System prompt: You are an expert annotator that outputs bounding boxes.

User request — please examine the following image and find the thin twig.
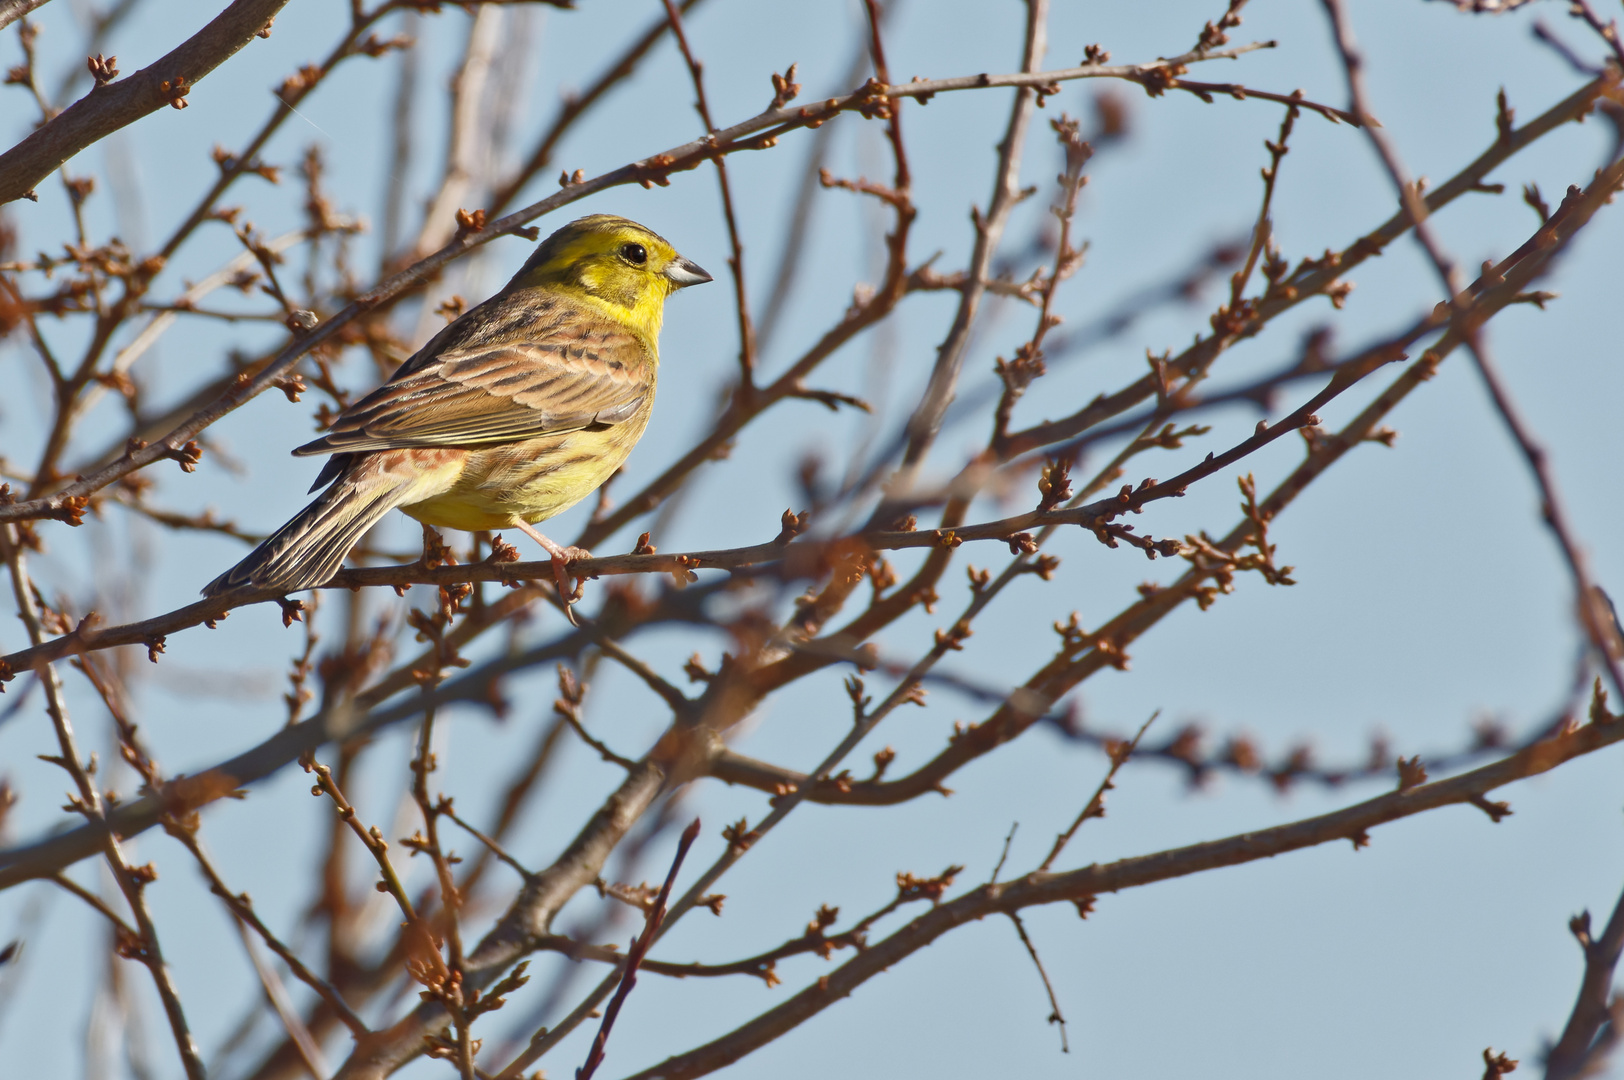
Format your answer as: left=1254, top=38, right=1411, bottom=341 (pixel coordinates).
left=1320, top=0, right=1624, bottom=703
left=0, top=38, right=1330, bottom=530
left=1040, top=711, right=1157, bottom=871
left=408, top=699, right=476, bottom=1080
left=444, top=806, right=533, bottom=881
left=576, top=818, right=700, bottom=1080
left=617, top=706, right=1624, bottom=1080
left=988, top=822, right=1019, bottom=884
left=0, top=526, right=207, bottom=1080
left=1007, top=911, right=1067, bottom=1052
left=307, top=757, right=417, bottom=923
left=1228, top=99, right=1298, bottom=307
left=167, top=828, right=371, bottom=1036
left=48, top=872, right=137, bottom=939
left=573, top=611, right=692, bottom=715
left=660, top=0, right=757, bottom=389
left=234, top=918, right=334, bottom=1080
left=892, top=0, right=1048, bottom=481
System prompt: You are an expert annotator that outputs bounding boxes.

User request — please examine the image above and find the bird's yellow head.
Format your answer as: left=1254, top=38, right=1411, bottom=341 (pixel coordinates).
left=509, top=214, right=711, bottom=344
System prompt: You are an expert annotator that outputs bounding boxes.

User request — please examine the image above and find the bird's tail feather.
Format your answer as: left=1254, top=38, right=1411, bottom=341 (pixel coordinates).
left=202, top=473, right=404, bottom=596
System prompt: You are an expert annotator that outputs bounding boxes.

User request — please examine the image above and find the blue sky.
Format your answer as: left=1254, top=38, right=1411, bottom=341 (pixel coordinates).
left=2, top=1, right=1623, bottom=1078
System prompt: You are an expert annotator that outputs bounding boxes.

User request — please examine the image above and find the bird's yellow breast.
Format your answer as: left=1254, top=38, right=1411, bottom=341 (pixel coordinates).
left=399, top=395, right=653, bottom=533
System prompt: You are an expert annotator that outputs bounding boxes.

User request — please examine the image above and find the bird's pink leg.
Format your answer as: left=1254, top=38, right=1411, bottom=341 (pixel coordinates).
left=514, top=521, right=592, bottom=620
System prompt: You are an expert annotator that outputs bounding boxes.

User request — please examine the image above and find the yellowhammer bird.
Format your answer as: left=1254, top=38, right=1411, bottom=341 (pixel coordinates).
left=202, top=214, right=711, bottom=601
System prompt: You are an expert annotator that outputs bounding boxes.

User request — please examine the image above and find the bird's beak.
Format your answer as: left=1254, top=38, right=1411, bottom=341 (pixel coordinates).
left=663, top=256, right=713, bottom=288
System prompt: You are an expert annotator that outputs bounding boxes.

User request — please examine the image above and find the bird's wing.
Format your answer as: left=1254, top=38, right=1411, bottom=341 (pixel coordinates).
left=294, top=317, right=651, bottom=456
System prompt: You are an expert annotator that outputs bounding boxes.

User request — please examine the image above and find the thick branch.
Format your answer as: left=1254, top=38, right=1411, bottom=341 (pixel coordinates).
left=0, top=0, right=290, bottom=204
left=0, top=488, right=1171, bottom=674
left=1545, top=865, right=1624, bottom=1074
left=0, top=0, right=50, bottom=34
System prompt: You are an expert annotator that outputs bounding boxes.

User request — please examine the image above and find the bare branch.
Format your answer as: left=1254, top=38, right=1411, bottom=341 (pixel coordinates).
left=3, top=9, right=1619, bottom=1072
left=622, top=713, right=1624, bottom=1080
left=1007, top=911, right=1067, bottom=1052
left=0, top=0, right=290, bottom=204
left=1039, top=712, right=1156, bottom=871
left=892, top=0, right=1048, bottom=479
left=167, top=829, right=370, bottom=1037
left=409, top=6, right=502, bottom=259
left=1547, top=876, right=1624, bottom=1079
left=0, top=0, right=50, bottom=35
left=576, top=818, right=700, bottom=1080
left=1321, top=0, right=1624, bottom=701
left=0, top=37, right=1336, bottom=528
left=660, top=0, right=758, bottom=388
left=0, top=527, right=206, bottom=1079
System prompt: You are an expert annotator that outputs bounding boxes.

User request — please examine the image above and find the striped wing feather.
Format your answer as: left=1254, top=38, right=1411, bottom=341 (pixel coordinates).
left=295, top=316, right=651, bottom=456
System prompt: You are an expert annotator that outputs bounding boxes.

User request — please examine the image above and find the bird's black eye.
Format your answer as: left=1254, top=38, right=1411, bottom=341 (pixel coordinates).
left=619, top=242, right=648, bottom=265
